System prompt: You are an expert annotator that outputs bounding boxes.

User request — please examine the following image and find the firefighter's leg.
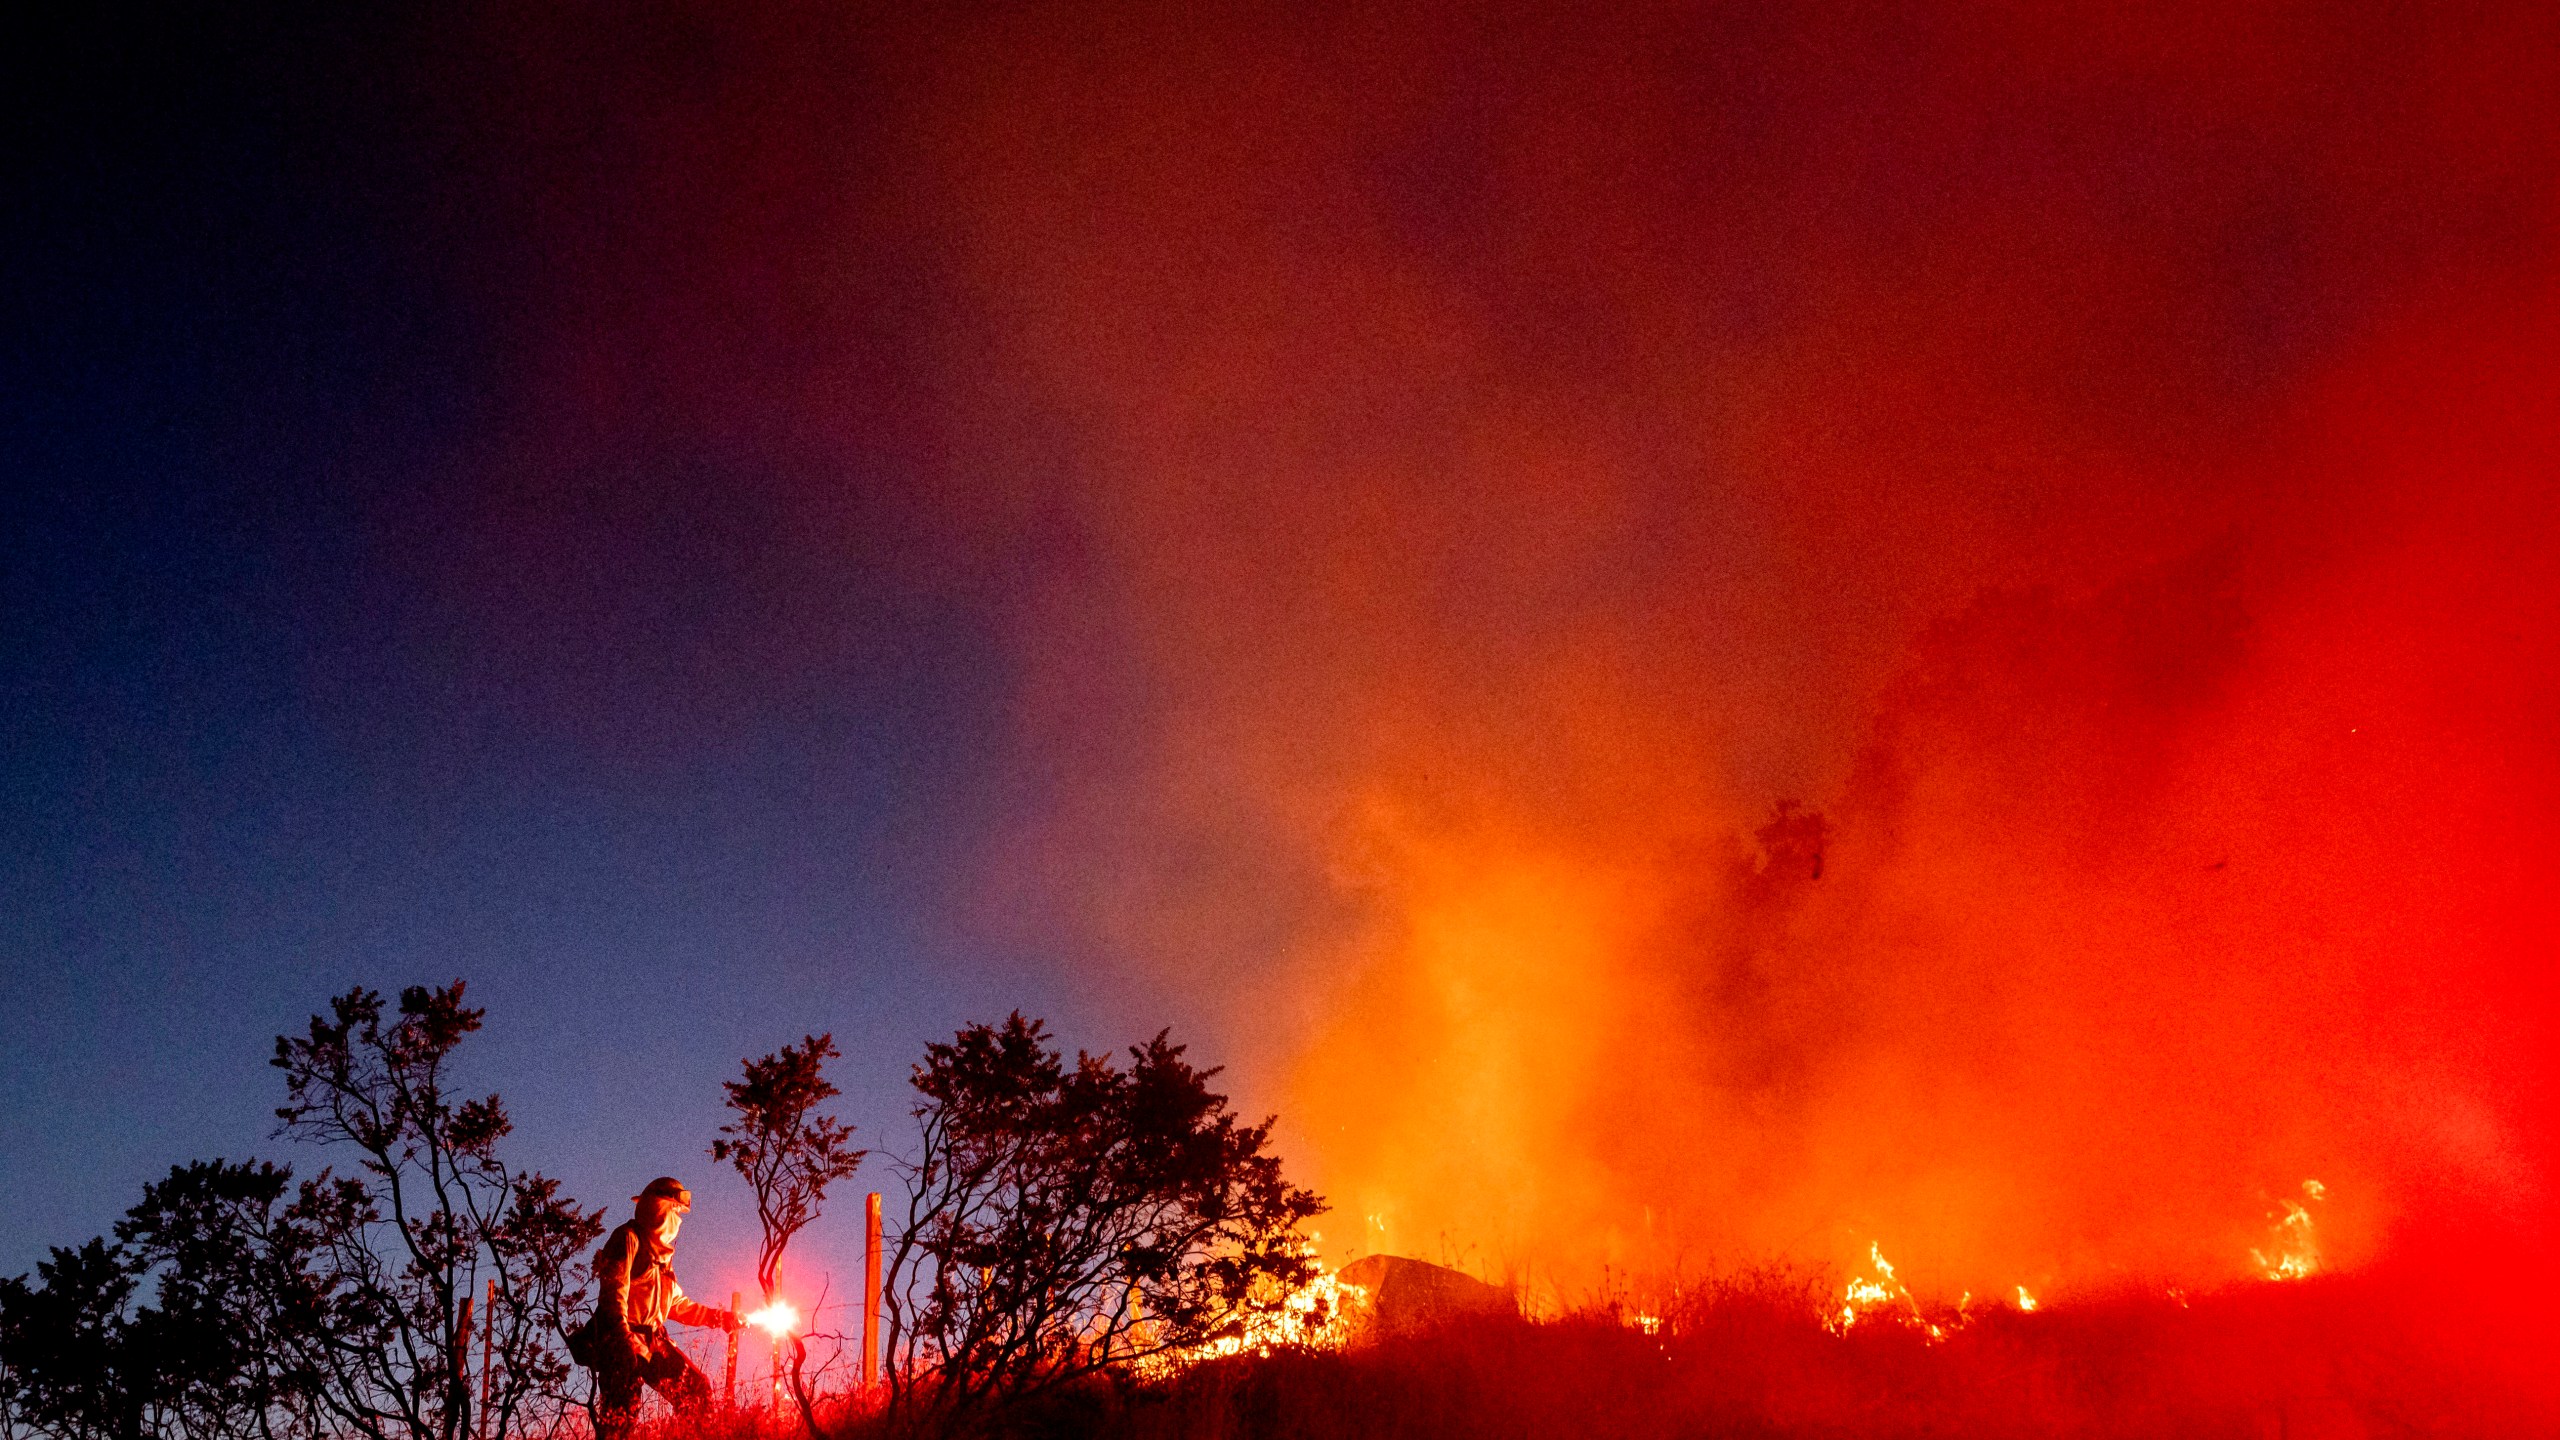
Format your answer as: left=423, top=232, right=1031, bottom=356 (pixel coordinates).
left=641, top=1342, right=715, bottom=1418
left=589, top=1332, right=648, bottom=1440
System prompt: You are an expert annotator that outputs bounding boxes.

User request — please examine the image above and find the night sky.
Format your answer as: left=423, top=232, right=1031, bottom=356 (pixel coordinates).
left=6, top=1, right=2556, bottom=1312
left=1, top=3, right=1050, bottom=1287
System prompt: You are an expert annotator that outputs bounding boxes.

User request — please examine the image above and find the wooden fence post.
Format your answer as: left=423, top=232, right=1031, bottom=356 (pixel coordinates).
left=862, top=1192, right=883, bottom=1390
left=724, top=1289, right=740, bottom=1409
left=451, top=1292, right=475, bottom=1440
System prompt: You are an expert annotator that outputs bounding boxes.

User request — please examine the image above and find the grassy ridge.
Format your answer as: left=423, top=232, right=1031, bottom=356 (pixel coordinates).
left=666, top=1265, right=2553, bottom=1439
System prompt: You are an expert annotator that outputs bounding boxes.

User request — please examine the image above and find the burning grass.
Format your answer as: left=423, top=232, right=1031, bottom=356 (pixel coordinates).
left=723, top=1258, right=2551, bottom=1440
left=1126, top=1275, right=2539, bottom=1439
left=625, top=1172, right=2541, bottom=1439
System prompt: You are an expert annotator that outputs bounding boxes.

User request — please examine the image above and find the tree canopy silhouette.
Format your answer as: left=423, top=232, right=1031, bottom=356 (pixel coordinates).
left=268, top=983, right=600, bottom=1440
left=712, top=1033, right=868, bottom=1307
left=881, top=1014, right=1325, bottom=1431
left=2, top=986, right=595, bottom=1440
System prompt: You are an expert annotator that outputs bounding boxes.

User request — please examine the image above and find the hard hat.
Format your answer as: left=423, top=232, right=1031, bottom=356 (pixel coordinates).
left=633, top=1177, right=693, bottom=1211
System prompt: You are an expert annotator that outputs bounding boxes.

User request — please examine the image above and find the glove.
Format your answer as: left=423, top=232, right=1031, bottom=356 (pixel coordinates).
left=723, top=1310, right=744, bottom=1333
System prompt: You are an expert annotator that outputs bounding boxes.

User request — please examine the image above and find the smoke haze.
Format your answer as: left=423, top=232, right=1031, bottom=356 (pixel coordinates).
left=882, top=2, right=2560, bottom=1300
left=242, top=0, right=2558, bottom=1304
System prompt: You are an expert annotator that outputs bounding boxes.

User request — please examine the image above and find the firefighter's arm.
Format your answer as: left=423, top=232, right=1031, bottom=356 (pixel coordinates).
left=594, top=1229, right=635, bottom=1333
left=666, top=1277, right=738, bottom=1331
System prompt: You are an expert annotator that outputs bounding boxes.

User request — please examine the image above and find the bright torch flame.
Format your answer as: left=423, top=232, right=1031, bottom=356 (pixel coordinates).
left=744, top=1301, right=800, bottom=1338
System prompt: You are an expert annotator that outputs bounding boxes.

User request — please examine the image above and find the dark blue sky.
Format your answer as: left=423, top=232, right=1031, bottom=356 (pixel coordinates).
left=0, top=2, right=1075, bottom=1288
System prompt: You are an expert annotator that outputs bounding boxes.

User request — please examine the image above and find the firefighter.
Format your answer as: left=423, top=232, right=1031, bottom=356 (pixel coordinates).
left=578, top=1177, right=739, bottom=1440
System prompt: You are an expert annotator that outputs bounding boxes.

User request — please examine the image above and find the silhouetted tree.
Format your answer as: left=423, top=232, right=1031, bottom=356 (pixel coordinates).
left=270, top=984, right=601, bottom=1440
left=880, top=1014, right=1325, bottom=1433
left=5, top=985, right=598, bottom=1440
left=114, top=1161, right=330, bottom=1440
left=712, top=1035, right=868, bottom=1307
left=0, top=1240, right=145, bottom=1440
left=0, top=1163, right=328, bottom=1440
left=711, top=1035, right=866, bottom=1435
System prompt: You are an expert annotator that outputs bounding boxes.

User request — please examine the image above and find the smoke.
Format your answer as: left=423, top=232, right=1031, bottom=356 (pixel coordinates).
left=415, top=1, right=2560, bottom=1300
left=895, top=1, right=2560, bottom=1300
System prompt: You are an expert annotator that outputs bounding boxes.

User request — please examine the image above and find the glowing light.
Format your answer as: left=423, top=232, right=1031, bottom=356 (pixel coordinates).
left=1195, top=1269, right=1367, bottom=1358
left=2251, top=1180, right=2325, bottom=1282
left=1142, top=1243, right=1370, bottom=1375
left=1831, top=1243, right=1925, bottom=1335
left=2014, top=1285, right=2038, bottom=1313
left=1632, top=1311, right=1662, bottom=1336
left=744, top=1300, right=800, bottom=1338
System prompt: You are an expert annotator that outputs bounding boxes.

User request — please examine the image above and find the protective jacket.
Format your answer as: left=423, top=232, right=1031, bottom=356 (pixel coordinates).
left=592, top=1221, right=728, bottom=1336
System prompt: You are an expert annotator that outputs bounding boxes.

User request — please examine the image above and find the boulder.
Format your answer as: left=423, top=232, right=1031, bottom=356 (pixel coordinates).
left=1335, top=1254, right=1513, bottom=1335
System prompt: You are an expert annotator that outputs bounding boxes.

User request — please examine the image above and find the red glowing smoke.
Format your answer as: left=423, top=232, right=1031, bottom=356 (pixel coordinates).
left=416, top=0, right=2560, bottom=1304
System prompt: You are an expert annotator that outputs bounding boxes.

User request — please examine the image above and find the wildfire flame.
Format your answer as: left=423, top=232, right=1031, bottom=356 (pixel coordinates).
left=1144, top=1183, right=2329, bottom=1371
left=2251, top=1179, right=2325, bottom=1282
left=743, top=1300, right=800, bottom=1338
left=1814, top=1181, right=2329, bottom=1343
left=1831, top=1243, right=1939, bottom=1337
left=1143, top=1247, right=1371, bottom=1374
left=1192, top=1268, right=1369, bottom=1360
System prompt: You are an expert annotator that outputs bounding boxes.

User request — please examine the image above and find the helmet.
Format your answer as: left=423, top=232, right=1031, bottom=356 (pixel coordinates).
left=633, top=1177, right=693, bottom=1211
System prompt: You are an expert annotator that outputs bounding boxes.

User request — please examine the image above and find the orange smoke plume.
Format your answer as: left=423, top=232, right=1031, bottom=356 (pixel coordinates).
left=460, top=0, right=2560, bottom=1330
left=919, top=1, right=2560, bottom=1318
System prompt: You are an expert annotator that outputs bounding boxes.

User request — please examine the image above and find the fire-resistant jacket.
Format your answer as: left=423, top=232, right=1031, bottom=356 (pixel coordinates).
left=592, top=1221, right=729, bottom=1336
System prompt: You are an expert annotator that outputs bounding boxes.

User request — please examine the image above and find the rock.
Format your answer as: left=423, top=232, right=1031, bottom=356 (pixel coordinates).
left=1336, top=1254, right=1513, bottom=1335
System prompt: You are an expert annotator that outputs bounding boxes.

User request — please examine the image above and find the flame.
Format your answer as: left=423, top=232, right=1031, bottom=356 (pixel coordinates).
left=2013, top=1285, right=2038, bottom=1313
left=1191, top=1268, right=1369, bottom=1360
left=743, top=1300, right=800, bottom=1338
left=1144, top=1249, right=1371, bottom=1373
left=1831, top=1243, right=1932, bottom=1336
left=2250, top=1179, right=2325, bottom=1282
